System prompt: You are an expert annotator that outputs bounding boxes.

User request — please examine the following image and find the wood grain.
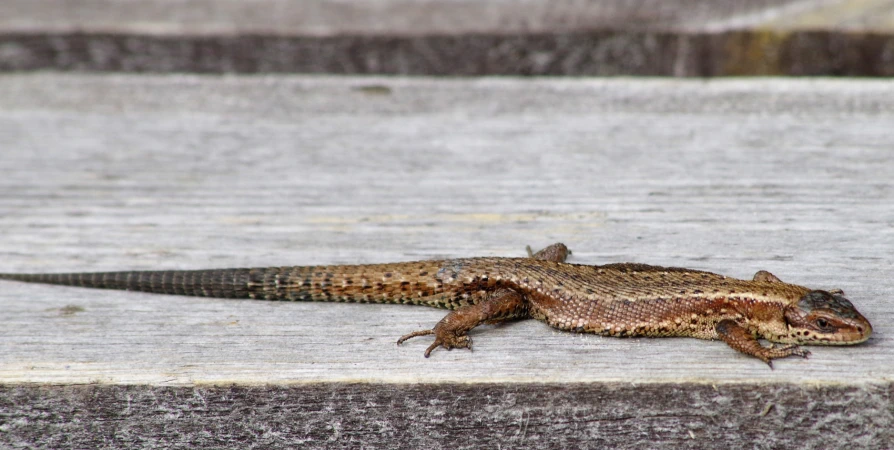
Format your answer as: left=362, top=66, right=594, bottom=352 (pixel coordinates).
left=0, top=0, right=854, bottom=35
left=2, top=383, right=889, bottom=449
left=0, top=74, right=892, bottom=447
left=2, top=1, right=894, bottom=76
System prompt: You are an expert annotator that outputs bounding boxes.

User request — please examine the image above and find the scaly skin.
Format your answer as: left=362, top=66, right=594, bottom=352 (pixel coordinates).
left=0, top=243, right=872, bottom=366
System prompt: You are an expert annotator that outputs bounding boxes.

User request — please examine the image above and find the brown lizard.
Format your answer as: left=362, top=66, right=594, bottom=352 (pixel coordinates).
left=0, top=243, right=872, bottom=367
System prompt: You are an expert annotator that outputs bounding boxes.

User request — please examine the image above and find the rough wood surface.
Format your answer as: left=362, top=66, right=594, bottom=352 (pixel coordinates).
left=0, top=74, right=892, bottom=447
left=2, top=383, right=889, bottom=449
left=2, top=0, right=894, bottom=75
left=2, top=0, right=891, bottom=34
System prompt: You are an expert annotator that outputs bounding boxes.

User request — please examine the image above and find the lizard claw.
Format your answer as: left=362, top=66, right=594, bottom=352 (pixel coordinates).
left=763, top=345, right=811, bottom=369
left=776, top=344, right=811, bottom=359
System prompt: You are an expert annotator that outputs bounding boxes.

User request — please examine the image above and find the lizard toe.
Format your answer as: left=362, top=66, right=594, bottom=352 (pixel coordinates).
left=396, top=329, right=433, bottom=345
left=787, top=346, right=811, bottom=359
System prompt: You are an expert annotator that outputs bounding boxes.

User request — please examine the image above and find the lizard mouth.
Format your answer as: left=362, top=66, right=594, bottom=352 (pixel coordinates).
left=807, top=316, right=872, bottom=345
left=839, top=319, right=872, bottom=344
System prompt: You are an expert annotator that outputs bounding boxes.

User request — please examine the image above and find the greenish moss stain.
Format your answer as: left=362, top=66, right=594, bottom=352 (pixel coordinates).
left=723, top=30, right=791, bottom=76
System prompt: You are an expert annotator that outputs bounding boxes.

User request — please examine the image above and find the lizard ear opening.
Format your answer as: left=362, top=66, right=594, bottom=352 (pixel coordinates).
left=753, top=270, right=783, bottom=283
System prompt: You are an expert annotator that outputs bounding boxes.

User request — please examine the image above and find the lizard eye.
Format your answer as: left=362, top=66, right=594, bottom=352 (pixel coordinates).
left=815, top=318, right=829, bottom=328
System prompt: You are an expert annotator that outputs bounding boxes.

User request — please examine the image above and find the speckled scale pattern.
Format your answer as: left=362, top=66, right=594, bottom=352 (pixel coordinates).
left=435, top=258, right=811, bottom=339
left=0, top=261, right=491, bottom=308
left=277, top=261, right=492, bottom=308
left=0, top=243, right=872, bottom=363
left=0, top=257, right=806, bottom=337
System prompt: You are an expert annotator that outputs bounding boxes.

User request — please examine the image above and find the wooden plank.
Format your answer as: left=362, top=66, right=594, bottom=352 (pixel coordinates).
left=1, top=0, right=894, bottom=75
left=0, top=73, right=891, bottom=382
left=0, top=74, right=892, bottom=447
left=0, top=0, right=844, bottom=35
left=2, top=383, right=889, bottom=449
left=3, top=0, right=893, bottom=35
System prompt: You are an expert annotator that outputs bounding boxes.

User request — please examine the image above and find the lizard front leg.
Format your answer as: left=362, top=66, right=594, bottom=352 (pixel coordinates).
left=715, top=319, right=810, bottom=368
left=397, top=288, right=527, bottom=357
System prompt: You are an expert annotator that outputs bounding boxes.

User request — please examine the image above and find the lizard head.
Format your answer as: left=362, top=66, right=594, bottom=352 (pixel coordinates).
left=782, top=290, right=872, bottom=345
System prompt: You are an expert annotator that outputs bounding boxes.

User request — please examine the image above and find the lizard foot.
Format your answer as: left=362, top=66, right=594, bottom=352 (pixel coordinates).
left=397, top=328, right=472, bottom=358
left=397, top=289, right=526, bottom=358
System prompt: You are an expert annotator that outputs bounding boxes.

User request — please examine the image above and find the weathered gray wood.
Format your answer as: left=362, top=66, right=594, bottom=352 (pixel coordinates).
left=1, top=383, right=888, bottom=449
left=1, top=0, right=894, bottom=75
left=1, top=0, right=890, bottom=34
left=0, top=0, right=868, bottom=36
left=0, top=74, right=893, bottom=447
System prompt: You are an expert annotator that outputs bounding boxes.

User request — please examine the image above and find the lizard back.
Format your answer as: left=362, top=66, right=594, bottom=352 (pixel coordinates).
left=0, top=258, right=811, bottom=309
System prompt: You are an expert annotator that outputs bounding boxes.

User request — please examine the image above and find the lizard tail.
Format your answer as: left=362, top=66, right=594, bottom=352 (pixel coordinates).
left=0, top=268, right=295, bottom=300
left=0, top=260, right=455, bottom=304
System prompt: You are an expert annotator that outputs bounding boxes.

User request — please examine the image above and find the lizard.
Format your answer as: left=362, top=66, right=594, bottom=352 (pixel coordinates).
left=0, top=243, right=872, bottom=367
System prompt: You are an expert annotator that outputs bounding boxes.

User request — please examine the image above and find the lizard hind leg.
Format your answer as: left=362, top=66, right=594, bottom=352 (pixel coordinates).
left=525, top=242, right=570, bottom=263
left=396, top=289, right=528, bottom=358
left=753, top=270, right=783, bottom=283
